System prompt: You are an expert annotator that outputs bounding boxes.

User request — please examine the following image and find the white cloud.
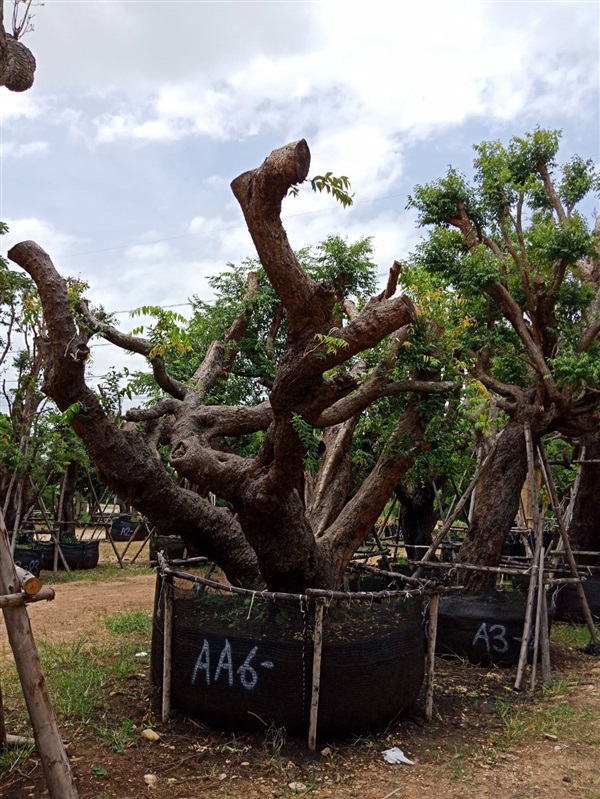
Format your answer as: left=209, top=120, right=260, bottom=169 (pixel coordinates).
left=28, top=3, right=318, bottom=93
left=124, top=241, right=171, bottom=261
left=1, top=140, right=48, bottom=159
left=82, top=1, right=597, bottom=151
left=2, top=218, right=84, bottom=261
left=1, top=90, right=41, bottom=122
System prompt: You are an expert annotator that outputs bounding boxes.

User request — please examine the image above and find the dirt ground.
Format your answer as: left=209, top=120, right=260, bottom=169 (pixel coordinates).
left=1, top=556, right=599, bottom=799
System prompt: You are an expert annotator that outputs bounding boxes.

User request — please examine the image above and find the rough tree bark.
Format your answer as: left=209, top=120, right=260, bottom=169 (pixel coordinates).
left=396, top=481, right=440, bottom=561
left=9, top=140, right=452, bottom=592
left=58, top=461, right=78, bottom=540
left=0, top=3, right=36, bottom=92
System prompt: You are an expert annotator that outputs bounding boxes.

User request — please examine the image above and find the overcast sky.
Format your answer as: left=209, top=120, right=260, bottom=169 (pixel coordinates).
left=1, top=0, right=598, bottom=402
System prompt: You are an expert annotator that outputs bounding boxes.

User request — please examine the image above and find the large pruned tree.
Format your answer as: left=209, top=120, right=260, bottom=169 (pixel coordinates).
left=8, top=139, right=454, bottom=592
left=409, top=129, right=600, bottom=591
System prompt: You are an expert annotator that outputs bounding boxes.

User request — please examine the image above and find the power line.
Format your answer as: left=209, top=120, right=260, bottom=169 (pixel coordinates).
left=56, top=193, right=406, bottom=260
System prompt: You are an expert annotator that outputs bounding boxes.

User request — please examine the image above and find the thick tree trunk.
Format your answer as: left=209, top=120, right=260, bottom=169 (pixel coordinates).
left=58, top=462, right=78, bottom=540
left=568, top=432, right=600, bottom=566
left=457, top=420, right=529, bottom=593
left=396, top=482, right=440, bottom=561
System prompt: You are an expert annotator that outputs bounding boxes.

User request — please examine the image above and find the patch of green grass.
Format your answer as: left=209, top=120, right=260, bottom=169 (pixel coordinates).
left=0, top=607, right=154, bottom=785
left=104, top=610, right=152, bottom=636
left=551, top=622, right=593, bottom=650
left=97, top=717, right=138, bottom=753
left=0, top=742, right=36, bottom=777
left=492, top=678, right=589, bottom=749
left=37, top=637, right=143, bottom=727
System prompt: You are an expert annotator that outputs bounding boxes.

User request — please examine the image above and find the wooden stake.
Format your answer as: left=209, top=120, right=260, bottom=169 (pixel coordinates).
left=0, top=587, right=55, bottom=608
left=161, top=576, right=174, bottom=723
left=515, top=423, right=544, bottom=691
left=0, top=511, right=79, bottom=799
left=308, top=600, right=325, bottom=751
left=5, top=733, right=37, bottom=747
left=540, top=576, right=552, bottom=686
left=531, top=546, right=545, bottom=690
left=425, top=592, right=440, bottom=722
left=538, top=442, right=598, bottom=646
left=0, top=677, right=6, bottom=752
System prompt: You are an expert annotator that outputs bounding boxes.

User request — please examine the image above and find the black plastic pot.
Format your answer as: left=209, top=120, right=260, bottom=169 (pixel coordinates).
left=436, top=591, right=554, bottom=667
left=109, top=517, right=148, bottom=542
left=149, top=535, right=190, bottom=562
left=151, top=585, right=425, bottom=735
left=40, top=540, right=100, bottom=571
left=13, top=544, right=43, bottom=577
left=553, top=575, right=600, bottom=623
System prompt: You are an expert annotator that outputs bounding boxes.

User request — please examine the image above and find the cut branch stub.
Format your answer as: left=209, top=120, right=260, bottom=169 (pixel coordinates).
left=231, top=140, right=334, bottom=337
left=0, top=33, right=36, bottom=92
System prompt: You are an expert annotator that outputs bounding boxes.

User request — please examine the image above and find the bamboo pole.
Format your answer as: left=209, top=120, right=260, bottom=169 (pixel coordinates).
left=531, top=546, right=545, bottom=690
left=0, top=510, right=79, bottom=799
left=162, top=566, right=430, bottom=603
left=537, top=442, right=599, bottom=646
left=53, top=473, right=67, bottom=573
left=515, top=423, right=544, bottom=691
left=0, top=678, right=6, bottom=752
left=308, top=600, right=325, bottom=751
left=161, top=576, right=174, bottom=723
left=35, top=490, right=73, bottom=575
left=540, top=575, right=552, bottom=686
left=425, top=592, right=440, bottom=722
left=408, top=560, right=533, bottom=577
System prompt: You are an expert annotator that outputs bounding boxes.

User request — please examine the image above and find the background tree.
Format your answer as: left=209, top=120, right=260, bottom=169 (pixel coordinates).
left=409, top=128, right=600, bottom=591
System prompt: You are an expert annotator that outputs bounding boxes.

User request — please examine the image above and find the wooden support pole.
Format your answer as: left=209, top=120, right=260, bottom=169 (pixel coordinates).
left=161, top=576, right=174, bottom=724
left=0, top=587, right=55, bottom=608
left=537, top=441, right=598, bottom=646
left=515, top=423, right=544, bottom=691
left=531, top=546, right=545, bottom=690
left=425, top=592, right=440, bottom=722
left=308, top=600, right=325, bottom=751
left=540, top=575, right=552, bottom=686
left=15, top=565, right=42, bottom=596
left=5, top=733, right=37, bottom=747
left=0, top=677, right=6, bottom=752
left=0, top=511, right=79, bottom=799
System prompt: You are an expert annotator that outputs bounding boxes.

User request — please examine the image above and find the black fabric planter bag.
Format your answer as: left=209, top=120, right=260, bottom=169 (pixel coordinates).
left=40, top=540, right=100, bottom=571
left=13, top=544, right=43, bottom=577
left=553, top=576, right=600, bottom=623
left=436, top=591, right=554, bottom=667
left=152, top=585, right=425, bottom=736
left=109, top=517, right=148, bottom=542
left=149, top=535, right=191, bottom=562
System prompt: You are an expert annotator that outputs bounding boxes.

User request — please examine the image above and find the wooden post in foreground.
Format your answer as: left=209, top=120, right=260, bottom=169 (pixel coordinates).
left=515, top=423, right=544, bottom=691
left=0, top=510, right=79, bottom=799
left=425, top=592, right=440, bottom=721
left=161, top=575, right=174, bottom=723
left=308, top=599, right=325, bottom=751
left=0, top=678, right=6, bottom=752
